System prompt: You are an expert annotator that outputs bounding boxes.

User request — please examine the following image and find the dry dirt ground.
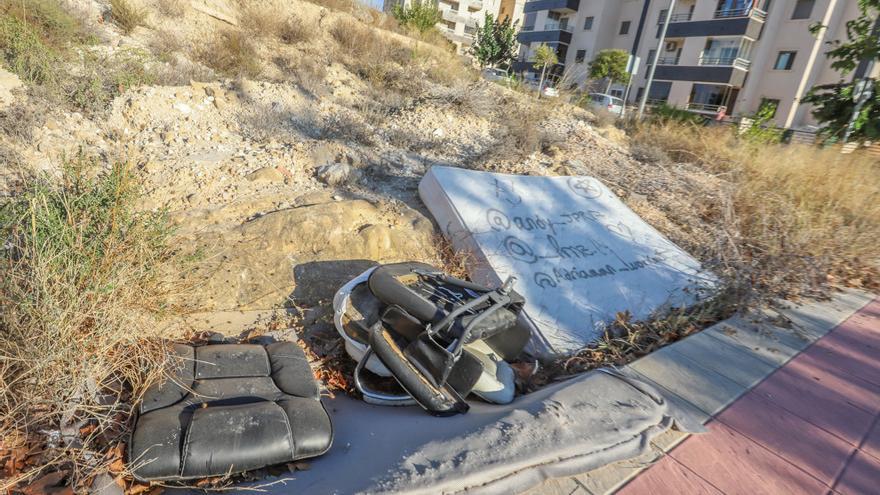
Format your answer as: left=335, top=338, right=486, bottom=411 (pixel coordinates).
left=3, top=0, right=697, bottom=344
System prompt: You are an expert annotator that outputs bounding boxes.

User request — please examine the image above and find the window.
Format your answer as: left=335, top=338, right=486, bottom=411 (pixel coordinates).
left=575, top=50, right=586, bottom=63
left=619, top=21, right=631, bottom=35
left=774, top=51, right=796, bottom=70
left=645, top=49, right=656, bottom=78
left=758, top=98, right=780, bottom=118
left=583, top=16, right=594, bottom=30
left=792, top=0, right=814, bottom=19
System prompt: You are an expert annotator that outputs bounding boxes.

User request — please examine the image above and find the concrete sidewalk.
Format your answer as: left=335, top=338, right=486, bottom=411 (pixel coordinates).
left=530, top=289, right=877, bottom=495
left=619, top=296, right=879, bottom=494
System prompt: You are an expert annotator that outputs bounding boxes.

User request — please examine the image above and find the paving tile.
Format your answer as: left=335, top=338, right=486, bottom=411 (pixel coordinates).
left=525, top=476, right=584, bottom=495
left=750, top=365, right=875, bottom=446
left=615, top=456, right=722, bottom=495
left=788, top=348, right=880, bottom=414
left=804, top=336, right=880, bottom=388
left=770, top=290, right=876, bottom=341
left=616, top=367, right=712, bottom=424
left=716, top=391, right=855, bottom=485
left=833, top=450, right=880, bottom=495
left=668, top=332, right=777, bottom=389
left=862, top=419, right=880, bottom=462
left=669, top=421, right=829, bottom=494
left=627, top=346, right=747, bottom=416
left=573, top=430, right=688, bottom=495
left=704, top=317, right=809, bottom=367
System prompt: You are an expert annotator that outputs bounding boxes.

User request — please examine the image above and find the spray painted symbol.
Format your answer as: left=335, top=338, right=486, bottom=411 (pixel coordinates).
left=503, top=235, right=537, bottom=264
left=567, top=177, right=602, bottom=199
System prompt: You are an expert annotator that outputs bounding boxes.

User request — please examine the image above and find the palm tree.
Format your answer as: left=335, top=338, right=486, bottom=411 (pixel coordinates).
left=532, top=43, right=558, bottom=99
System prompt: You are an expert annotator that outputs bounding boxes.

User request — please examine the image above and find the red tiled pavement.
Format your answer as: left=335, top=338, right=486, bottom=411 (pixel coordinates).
left=617, top=298, right=880, bottom=495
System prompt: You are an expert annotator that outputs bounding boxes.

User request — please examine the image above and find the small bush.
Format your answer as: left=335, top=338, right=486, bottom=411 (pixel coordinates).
left=0, top=0, right=90, bottom=47
left=64, top=49, right=158, bottom=115
left=648, top=103, right=706, bottom=125
left=279, top=15, right=316, bottom=44
left=329, top=19, right=412, bottom=90
left=392, top=0, right=441, bottom=34
left=200, top=29, right=261, bottom=78
left=306, top=0, right=357, bottom=13
left=110, top=0, right=146, bottom=35
left=0, top=14, right=60, bottom=85
left=0, top=158, right=186, bottom=490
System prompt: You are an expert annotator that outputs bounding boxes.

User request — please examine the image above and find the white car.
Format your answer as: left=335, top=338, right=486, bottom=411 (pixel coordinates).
left=524, top=79, right=559, bottom=97
left=588, top=93, right=624, bottom=116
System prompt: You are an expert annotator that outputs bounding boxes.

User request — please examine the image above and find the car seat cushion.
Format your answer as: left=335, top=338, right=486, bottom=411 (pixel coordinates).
left=129, top=342, right=332, bottom=481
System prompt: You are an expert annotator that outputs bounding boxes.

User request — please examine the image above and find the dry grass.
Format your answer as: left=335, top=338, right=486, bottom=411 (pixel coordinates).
left=0, top=158, right=189, bottom=491
left=200, top=28, right=261, bottom=78
left=329, top=18, right=413, bottom=91
left=629, top=121, right=880, bottom=298
left=279, top=15, right=317, bottom=44
left=155, top=0, right=187, bottom=17
left=109, top=0, right=146, bottom=35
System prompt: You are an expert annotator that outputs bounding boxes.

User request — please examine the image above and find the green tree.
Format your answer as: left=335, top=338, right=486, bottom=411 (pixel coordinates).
left=392, top=0, right=442, bottom=34
left=588, top=49, right=630, bottom=93
left=533, top=43, right=558, bottom=98
left=470, top=13, right=519, bottom=68
left=802, top=0, right=880, bottom=142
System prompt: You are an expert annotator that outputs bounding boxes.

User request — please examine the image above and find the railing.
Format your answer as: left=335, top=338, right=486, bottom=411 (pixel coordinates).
left=686, top=102, right=724, bottom=112
left=522, top=24, right=535, bottom=31
left=656, top=56, right=680, bottom=65
left=699, top=56, right=751, bottom=69
left=543, top=22, right=572, bottom=32
left=713, top=7, right=766, bottom=20
left=668, top=12, right=693, bottom=22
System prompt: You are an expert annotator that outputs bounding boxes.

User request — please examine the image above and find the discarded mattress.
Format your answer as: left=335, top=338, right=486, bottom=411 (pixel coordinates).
left=254, top=368, right=705, bottom=494
left=333, top=262, right=529, bottom=415
left=419, top=166, right=716, bottom=358
left=128, top=342, right=333, bottom=481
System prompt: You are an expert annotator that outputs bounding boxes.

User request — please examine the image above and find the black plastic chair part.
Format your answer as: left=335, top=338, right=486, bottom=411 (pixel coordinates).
left=128, top=342, right=333, bottom=481
left=367, top=262, right=530, bottom=361
left=368, top=322, right=469, bottom=417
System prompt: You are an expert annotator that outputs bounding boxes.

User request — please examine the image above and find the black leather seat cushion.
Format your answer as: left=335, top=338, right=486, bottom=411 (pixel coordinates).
left=129, top=342, right=333, bottom=481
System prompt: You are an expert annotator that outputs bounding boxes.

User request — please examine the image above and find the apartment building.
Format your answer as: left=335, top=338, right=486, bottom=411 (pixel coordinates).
left=514, top=0, right=879, bottom=129
left=385, top=0, right=524, bottom=51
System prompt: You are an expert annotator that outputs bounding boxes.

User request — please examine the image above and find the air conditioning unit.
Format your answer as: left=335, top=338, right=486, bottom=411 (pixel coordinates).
left=665, top=41, right=677, bottom=51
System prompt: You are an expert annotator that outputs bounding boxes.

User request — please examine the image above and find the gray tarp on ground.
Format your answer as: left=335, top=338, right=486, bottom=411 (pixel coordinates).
left=258, top=369, right=704, bottom=494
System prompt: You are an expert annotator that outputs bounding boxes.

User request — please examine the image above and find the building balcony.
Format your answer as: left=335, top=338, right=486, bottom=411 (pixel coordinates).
left=686, top=102, right=725, bottom=113
left=517, top=27, right=573, bottom=45
left=656, top=56, right=680, bottom=65
left=698, top=56, right=751, bottom=70
left=523, top=0, right=579, bottom=15
left=438, top=25, right=474, bottom=44
left=467, top=0, right=483, bottom=11
left=666, top=7, right=766, bottom=39
left=441, top=8, right=475, bottom=26
left=653, top=64, right=748, bottom=86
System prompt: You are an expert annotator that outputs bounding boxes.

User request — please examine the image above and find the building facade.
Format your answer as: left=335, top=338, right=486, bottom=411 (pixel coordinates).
left=514, top=0, right=879, bottom=129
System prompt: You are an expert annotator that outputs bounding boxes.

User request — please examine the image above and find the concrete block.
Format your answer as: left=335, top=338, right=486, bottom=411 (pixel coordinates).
left=667, top=332, right=777, bottom=389
left=704, top=317, right=808, bottom=366
left=626, top=347, right=747, bottom=416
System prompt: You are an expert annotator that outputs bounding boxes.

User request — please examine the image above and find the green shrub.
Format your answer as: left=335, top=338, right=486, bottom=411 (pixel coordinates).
left=0, top=0, right=90, bottom=47
left=392, top=0, right=441, bottom=34
left=0, top=14, right=60, bottom=85
left=648, top=103, right=706, bottom=125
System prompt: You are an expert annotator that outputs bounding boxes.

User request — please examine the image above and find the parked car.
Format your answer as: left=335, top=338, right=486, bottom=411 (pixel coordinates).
left=588, top=93, right=624, bottom=116
left=481, top=67, right=509, bottom=83
left=524, top=79, right=560, bottom=98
